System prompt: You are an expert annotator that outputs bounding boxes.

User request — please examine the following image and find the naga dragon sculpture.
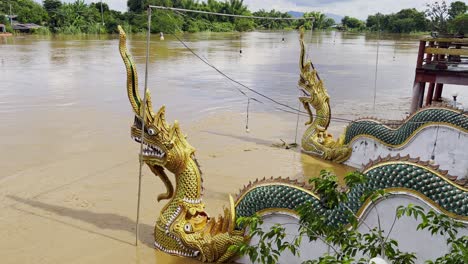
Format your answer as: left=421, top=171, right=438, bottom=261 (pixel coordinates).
left=118, top=26, right=467, bottom=262
left=118, top=26, right=244, bottom=262
left=297, top=27, right=467, bottom=167
left=297, top=27, right=351, bottom=163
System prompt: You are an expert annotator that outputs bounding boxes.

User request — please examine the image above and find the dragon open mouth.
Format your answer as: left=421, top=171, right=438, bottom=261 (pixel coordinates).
left=131, top=136, right=166, bottom=158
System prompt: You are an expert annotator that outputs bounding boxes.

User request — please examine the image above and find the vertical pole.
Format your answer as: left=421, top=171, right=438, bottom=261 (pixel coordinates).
left=294, top=95, right=301, bottom=145
left=135, top=6, right=152, bottom=247
left=416, top=40, right=426, bottom=68
left=410, top=81, right=423, bottom=113
left=417, top=82, right=426, bottom=109
left=100, top=0, right=105, bottom=25
left=425, top=41, right=434, bottom=63
left=434, top=83, right=443, bottom=102
left=372, top=26, right=380, bottom=112
left=9, top=3, right=12, bottom=26
left=245, top=98, right=250, bottom=132
left=426, top=83, right=435, bottom=106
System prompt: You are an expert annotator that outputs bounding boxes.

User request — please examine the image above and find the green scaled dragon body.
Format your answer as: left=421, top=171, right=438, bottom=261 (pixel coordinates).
left=343, top=107, right=468, bottom=147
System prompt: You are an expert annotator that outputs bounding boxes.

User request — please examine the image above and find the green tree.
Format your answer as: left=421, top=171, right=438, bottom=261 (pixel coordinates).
left=301, top=12, right=335, bottom=30
left=449, top=13, right=468, bottom=34
left=323, top=17, right=335, bottom=29
left=43, top=0, right=62, bottom=12
left=341, top=16, right=365, bottom=30
left=0, top=0, right=48, bottom=24
left=448, top=1, right=467, bottom=19
left=253, top=9, right=292, bottom=30
left=366, top=13, right=387, bottom=31
left=367, top=9, right=427, bottom=33
left=387, top=8, right=427, bottom=33
left=127, top=0, right=145, bottom=13
left=233, top=170, right=467, bottom=264
left=43, top=0, right=62, bottom=29
left=426, top=0, right=450, bottom=33
left=54, top=0, right=101, bottom=34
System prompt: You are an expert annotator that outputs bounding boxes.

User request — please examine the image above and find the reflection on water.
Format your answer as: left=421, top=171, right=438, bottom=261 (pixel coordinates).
left=301, top=154, right=355, bottom=185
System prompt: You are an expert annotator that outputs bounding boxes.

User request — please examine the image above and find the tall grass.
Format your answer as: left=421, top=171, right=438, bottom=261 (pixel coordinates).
left=32, top=27, right=51, bottom=35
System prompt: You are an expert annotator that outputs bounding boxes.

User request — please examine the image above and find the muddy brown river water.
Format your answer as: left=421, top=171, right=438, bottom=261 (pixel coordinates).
left=0, top=31, right=467, bottom=263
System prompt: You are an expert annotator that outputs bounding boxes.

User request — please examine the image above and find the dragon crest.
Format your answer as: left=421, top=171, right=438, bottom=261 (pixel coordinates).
left=118, top=26, right=244, bottom=262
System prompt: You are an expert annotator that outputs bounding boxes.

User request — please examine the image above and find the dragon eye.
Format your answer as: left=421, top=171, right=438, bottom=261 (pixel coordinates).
left=184, top=224, right=193, bottom=233
left=147, top=128, right=156, bottom=136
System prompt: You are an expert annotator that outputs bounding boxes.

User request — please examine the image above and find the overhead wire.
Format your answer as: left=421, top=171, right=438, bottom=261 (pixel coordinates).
left=151, top=7, right=459, bottom=127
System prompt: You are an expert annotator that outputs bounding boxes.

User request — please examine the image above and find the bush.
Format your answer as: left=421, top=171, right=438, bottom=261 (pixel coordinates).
left=31, top=27, right=51, bottom=35
left=211, top=22, right=234, bottom=32
left=233, top=170, right=466, bottom=264
left=450, top=14, right=468, bottom=34
left=234, top=18, right=255, bottom=31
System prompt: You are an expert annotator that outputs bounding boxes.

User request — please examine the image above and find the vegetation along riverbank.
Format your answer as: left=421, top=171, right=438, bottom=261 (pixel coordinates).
left=0, top=0, right=467, bottom=35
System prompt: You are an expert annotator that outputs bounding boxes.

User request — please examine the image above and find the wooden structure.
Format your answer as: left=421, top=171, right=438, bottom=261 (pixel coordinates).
left=12, top=23, right=41, bottom=33
left=410, top=37, right=468, bottom=113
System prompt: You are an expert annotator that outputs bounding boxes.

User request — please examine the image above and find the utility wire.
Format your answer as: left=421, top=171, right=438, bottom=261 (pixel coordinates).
left=150, top=5, right=313, bottom=20
left=156, top=10, right=465, bottom=126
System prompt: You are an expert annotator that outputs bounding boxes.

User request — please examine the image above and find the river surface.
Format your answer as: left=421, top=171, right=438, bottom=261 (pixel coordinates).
left=2, top=31, right=468, bottom=178
left=0, top=31, right=467, bottom=264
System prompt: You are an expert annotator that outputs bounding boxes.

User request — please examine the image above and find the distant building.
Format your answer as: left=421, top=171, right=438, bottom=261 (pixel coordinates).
left=3, top=14, right=41, bottom=33
left=12, top=23, right=41, bottom=33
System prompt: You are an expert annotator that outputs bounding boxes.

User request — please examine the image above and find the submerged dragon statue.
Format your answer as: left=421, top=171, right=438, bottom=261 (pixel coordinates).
left=118, top=26, right=244, bottom=262
left=297, top=27, right=351, bottom=163
left=118, top=26, right=467, bottom=263
left=297, top=28, right=467, bottom=169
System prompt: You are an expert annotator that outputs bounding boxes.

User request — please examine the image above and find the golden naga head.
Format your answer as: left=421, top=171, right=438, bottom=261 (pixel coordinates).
left=297, top=26, right=329, bottom=104
left=117, top=25, right=195, bottom=175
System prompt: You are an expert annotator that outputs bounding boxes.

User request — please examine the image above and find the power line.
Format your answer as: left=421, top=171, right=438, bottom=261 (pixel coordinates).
left=151, top=9, right=467, bottom=127
left=149, top=5, right=314, bottom=21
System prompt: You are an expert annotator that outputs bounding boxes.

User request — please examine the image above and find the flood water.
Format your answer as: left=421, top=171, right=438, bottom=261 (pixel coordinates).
left=0, top=31, right=467, bottom=263
left=2, top=31, right=468, bottom=178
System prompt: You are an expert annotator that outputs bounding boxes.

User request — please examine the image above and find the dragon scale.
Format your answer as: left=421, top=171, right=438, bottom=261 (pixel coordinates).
left=235, top=156, right=468, bottom=224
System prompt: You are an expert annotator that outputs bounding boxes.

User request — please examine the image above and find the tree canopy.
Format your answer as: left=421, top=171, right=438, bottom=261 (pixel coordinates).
left=367, top=8, right=427, bottom=33
left=448, top=1, right=467, bottom=19
left=1, top=0, right=466, bottom=35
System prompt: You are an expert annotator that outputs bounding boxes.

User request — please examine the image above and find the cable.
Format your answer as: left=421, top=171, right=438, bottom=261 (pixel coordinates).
left=170, top=32, right=307, bottom=113
left=159, top=11, right=464, bottom=127
left=150, top=5, right=314, bottom=21
left=372, top=20, right=381, bottom=112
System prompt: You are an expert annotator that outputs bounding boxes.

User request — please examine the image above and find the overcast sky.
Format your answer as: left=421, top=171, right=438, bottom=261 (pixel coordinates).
left=35, top=0, right=459, bottom=19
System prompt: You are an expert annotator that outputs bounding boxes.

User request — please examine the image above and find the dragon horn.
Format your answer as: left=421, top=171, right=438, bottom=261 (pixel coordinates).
left=118, top=25, right=154, bottom=122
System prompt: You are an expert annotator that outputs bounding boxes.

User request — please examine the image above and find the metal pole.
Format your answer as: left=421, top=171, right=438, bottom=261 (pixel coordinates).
left=9, top=3, right=12, bottom=26
left=135, top=6, right=152, bottom=247
left=100, top=0, right=105, bottom=25
left=294, top=95, right=301, bottom=145
left=372, top=25, right=380, bottom=112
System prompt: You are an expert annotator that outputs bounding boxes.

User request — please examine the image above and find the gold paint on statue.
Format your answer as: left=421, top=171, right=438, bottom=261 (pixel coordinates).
left=297, top=27, right=351, bottom=163
left=118, top=26, right=245, bottom=263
